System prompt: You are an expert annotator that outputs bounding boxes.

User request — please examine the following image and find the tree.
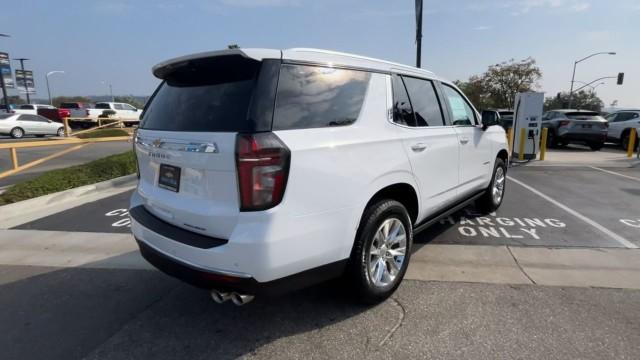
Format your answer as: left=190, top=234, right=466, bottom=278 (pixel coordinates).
left=52, top=96, right=92, bottom=108
left=454, top=75, right=491, bottom=110
left=454, top=57, right=542, bottom=110
left=544, top=91, right=604, bottom=112
left=483, top=58, right=542, bottom=109
left=227, top=44, right=240, bottom=49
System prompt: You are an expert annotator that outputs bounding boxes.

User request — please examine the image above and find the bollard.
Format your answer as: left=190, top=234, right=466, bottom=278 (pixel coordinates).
left=63, top=117, right=71, bottom=137
left=518, top=128, right=526, bottom=161
left=506, top=127, right=513, bottom=154
left=10, top=148, right=18, bottom=169
left=627, top=128, right=637, bottom=158
left=540, top=128, right=548, bottom=161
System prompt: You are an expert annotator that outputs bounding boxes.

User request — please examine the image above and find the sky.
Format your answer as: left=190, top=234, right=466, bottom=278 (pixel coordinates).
left=0, top=0, right=638, bottom=107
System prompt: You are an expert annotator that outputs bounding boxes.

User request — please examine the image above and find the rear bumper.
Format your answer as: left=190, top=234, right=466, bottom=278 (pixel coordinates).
left=136, top=239, right=346, bottom=296
left=558, top=130, right=607, bottom=143
left=129, top=188, right=355, bottom=292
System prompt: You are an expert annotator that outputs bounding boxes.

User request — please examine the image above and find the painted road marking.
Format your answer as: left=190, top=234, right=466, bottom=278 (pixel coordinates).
left=589, top=166, right=640, bottom=183
left=105, top=208, right=131, bottom=228
left=620, top=219, right=640, bottom=228
left=507, top=176, right=638, bottom=249
left=440, top=208, right=567, bottom=241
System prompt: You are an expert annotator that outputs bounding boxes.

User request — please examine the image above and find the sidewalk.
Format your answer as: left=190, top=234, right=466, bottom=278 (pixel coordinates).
left=2, top=229, right=640, bottom=290
left=525, top=146, right=639, bottom=167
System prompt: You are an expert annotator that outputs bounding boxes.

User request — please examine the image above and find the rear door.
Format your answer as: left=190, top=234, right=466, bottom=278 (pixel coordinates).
left=440, top=83, right=492, bottom=197
left=392, top=75, right=460, bottom=217
left=135, top=55, right=274, bottom=239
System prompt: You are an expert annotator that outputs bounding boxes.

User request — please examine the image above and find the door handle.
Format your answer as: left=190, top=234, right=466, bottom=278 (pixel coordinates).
left=459, top=137, right=470, bottom=145
left=411, top=143, right=428, bottom=152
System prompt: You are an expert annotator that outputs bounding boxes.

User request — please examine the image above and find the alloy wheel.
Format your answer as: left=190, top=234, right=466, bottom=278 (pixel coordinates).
left=367, top=218, right=407, bottom=287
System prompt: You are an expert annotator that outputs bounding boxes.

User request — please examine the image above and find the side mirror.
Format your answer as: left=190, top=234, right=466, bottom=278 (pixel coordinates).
left=481, top=110, right=501, bottom=130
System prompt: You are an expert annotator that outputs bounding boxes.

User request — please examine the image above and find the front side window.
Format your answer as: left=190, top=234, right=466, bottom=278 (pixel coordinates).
left=272, top=64, right=371, bottom=130
left=95, top=103, right=110, bottom=110
left=122, top=104, right=136, bottom=111
left=391, top=74, right=415, bottom=126
left=442, top=84, right=477, bottom=126
left=401, top=77, right=445, bottom=127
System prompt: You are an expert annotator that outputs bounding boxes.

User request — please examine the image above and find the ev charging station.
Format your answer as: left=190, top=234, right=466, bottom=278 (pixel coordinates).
left=511, top=92, right=544, bottom=161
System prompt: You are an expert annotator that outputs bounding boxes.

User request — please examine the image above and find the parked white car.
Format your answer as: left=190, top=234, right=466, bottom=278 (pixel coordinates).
left=87, top=102, right=141, bottom=125
left=13, top=104, right=56, bottom=115
left=605, top=109, right=640, bottom=149
left=130, top=48, right=508, bottom=305
left=0, top=113, right=65, bottom=138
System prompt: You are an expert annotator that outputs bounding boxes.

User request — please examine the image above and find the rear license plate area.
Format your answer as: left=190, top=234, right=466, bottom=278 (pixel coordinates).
left=158, top=164, right=181, bottom=192
left=582, top=124, right=592, bottom=128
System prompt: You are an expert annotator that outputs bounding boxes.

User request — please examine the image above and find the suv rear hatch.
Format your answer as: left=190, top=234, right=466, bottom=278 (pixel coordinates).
left=562, top=112, right=608, bottom=132
left=135, top=52, right=282, bottom=239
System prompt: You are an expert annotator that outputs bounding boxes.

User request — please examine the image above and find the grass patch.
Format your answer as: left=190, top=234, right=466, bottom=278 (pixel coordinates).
left=74, top=128, right=129, bottom=139
left=0, top=151, right=136, bottom=205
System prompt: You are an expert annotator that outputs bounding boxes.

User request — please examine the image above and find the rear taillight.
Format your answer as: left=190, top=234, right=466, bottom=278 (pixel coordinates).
left=559, top=120, right=571, bottom=127
left=236, top=132, right=290, bottom=211
left=132, top=129, right=140, bottom=179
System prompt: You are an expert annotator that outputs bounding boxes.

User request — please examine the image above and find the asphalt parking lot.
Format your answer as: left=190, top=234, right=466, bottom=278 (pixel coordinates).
left=2, top=163, right=640, bottom=360
left=15, top=165, right=640, bottom=248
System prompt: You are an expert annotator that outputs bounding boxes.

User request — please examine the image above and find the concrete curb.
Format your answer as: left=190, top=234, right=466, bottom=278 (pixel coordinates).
left=0, top=174, right=137, bottom=229
left=1, top=231, right=639, bottom=290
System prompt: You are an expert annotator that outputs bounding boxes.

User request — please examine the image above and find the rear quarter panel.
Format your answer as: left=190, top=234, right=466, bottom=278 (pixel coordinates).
left=273, top=73, right=418, bottom=261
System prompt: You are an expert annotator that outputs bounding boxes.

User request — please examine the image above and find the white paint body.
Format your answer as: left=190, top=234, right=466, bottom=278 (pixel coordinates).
left=87, top=102, right=142, bottom=121
left=131, top=48, right=508, bottom=283
left=0, top=113, right=63, bottom=136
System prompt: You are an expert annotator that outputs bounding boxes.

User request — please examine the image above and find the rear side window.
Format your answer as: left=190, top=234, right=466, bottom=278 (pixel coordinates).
left=140, top=55, right=260, bottom=132
left=95, top=103, right=110, bottom=109
left=272, top=64, right=371, bottom=130
left=391, top=74, right=415, bottom=126
left=401, top=77, right=445, bottom=127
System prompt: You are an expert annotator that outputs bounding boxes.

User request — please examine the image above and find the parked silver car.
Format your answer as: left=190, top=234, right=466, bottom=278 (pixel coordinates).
left=542, top=110, right=608, bottom=150
left=605, top=110, right=640, bottom=150
left=0, top=113, right=65, bottom=139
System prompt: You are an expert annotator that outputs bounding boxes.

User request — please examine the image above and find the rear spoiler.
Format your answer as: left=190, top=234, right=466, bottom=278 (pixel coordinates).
left=152, top=49, right=282, bottom=79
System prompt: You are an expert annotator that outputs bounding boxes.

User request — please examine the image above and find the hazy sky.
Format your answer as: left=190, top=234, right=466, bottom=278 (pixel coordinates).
left=1, top=0, right=638, bottom=107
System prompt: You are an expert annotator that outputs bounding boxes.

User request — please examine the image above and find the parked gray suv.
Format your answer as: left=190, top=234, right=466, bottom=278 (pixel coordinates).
left=542, top=109, right=608, bottom=150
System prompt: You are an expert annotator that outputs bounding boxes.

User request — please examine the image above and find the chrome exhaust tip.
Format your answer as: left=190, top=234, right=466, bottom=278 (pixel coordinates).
left=230, top=292, right=255, bottom=306
left=210, top=289, right=231, bottom=304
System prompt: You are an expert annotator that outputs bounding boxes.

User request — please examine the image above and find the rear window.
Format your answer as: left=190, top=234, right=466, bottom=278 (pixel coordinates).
left=140, top=55, right=261, bottom=132
left=60, top=103, right=78, bottom=109
left=272, top=64, right=370, bottom=130
left=565, top=112, right=603, bottom=120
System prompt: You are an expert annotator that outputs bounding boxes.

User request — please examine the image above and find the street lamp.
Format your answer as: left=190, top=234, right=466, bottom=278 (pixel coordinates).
left=46, top=70, right=64, bottom=105
left=569, top=51, right=616, bottom=108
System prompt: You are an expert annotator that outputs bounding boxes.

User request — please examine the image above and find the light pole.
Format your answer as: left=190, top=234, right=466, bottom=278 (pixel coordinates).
left=13, top=57, right=31, bottom=104
left=46, top=70, right=64, bottom=105
left=101, top=81, right=114, bottom=102
left=0, top=33, right=10, bottom=112
left=569, top=51, right=616, bottom=108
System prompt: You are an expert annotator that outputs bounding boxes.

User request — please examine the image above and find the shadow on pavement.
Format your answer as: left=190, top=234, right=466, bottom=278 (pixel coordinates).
left=0, top=258, right=373, bottom=360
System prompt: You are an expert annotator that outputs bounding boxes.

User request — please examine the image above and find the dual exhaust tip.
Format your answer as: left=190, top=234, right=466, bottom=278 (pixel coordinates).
left=210, top=289, right=255, bottom=306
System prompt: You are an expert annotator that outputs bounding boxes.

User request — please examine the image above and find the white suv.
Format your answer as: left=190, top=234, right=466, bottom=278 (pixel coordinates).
left=605, top=110, right=640, bottom=150
left=130, top=48, right=508, bottom=305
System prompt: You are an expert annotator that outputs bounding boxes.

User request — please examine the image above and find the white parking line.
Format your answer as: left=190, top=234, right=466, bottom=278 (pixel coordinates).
left=507, top=176, right=638, bottom=249
left=589, top=166, right=640, bottom=183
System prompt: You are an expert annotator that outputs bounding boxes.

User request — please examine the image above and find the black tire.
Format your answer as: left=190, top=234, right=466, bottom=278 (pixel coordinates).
left=588, top=142, right=604, bottom=151
left=547, top=130, right=558, bottom=148
left=10, top=127, right=24, bottom=139
left=56, top=127, right=65, bottom=137
left=476, top=158, right=507, bottom=213
left=346, top=199, right=413, bottom=304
